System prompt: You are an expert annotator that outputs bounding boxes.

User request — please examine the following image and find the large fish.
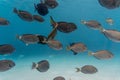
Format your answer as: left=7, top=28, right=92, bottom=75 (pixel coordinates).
left=101, top=29, right=120, bottom=42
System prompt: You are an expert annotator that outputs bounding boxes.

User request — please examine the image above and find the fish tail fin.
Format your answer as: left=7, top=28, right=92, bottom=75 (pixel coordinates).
left=75, top=67, right=81, bottom=72
left=34, top=3, right=37, bottom=12
left=98, top=27, right=105, bottom=32
left=88, top=51, right=93, bottom=56
left=13, top=8, right=18, bottom=14
left=80, top=20, right=87, bottom=24
left=16, top=34, right=21, bottom=40
left=50, top=16, right=58, bottom=28
left=66, top=46, right=71, bottom=51
left=32, top=62, right=37, bottom=69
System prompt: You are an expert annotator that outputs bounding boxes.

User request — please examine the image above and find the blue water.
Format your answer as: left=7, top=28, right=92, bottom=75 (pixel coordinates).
left=0, top=0, right=120, bottom=80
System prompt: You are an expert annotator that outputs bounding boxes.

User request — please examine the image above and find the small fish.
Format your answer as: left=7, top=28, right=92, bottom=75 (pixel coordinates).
left=37, top=35, right=47, bottom=44
left=81, top=20, right=103, bottom=30
left=106, top=18, right=114, bottom=25
left=46, top=40, right=63, bottom=50
left=88, top=50, right=113, bottom=60
left=16, top=34, right=39, bottom=46
left=53, top=76, right=65, bottom=80
left=13, top=8, right=33, bottom=22
left=44, top=0, right=59, bottom=9
left=0, top=44, right=15, bottom=55
left=66, top=42, right=87, bottom=55
left=101, top=29, right=120, bottom=42
left=98, top=0, right=120, bottom=9
left=34, top=0, right=49, bottom=16
left=0, top=18, right=9, bottom=25
left=33, top=15, right=45, bottom=22
left=32, top=60, right=49, bottom=72
left=0, top=60, right=15, bottom=72
left=80, top=65, right=98, bottom=74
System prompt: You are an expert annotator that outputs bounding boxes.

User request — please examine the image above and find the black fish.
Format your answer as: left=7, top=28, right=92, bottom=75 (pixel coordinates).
left=34, top=1, right=49, bottom=16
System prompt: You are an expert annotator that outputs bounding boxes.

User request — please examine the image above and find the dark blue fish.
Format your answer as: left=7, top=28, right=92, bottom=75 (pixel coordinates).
left=34, top=2, right=49, bottom=16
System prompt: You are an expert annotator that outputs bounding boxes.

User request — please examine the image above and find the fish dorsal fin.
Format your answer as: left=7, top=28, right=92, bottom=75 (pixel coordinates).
left=50, top=16, right=58, bottom=28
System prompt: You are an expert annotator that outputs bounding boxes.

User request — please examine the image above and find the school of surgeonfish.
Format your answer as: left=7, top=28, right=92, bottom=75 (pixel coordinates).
left=0, top=0, right=120, bottom=79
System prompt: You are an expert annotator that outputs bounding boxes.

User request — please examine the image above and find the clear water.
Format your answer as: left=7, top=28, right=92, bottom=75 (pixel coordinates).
left=0, top=0, right=120, bottom=80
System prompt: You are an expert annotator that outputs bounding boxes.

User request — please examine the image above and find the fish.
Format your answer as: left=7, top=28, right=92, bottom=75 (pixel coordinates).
left=46, top=40, right=63, bottom=50
left=16, top=34, right=39, bottom=46
left=88, top=50, right=113, bottom=60
left=101, top=29, right=120, bottom=42
left=37, top=35, right=47, bottom=44
left=32, top=60, right=49, bottom=72
left=57, top=22, right=77, bottom=33
left=13, top=8, right=33, bottom=22
left=98, top=0, right=120, bottom=9
left=80, top=65, right=98, bottom=74
left=50, top=16, right=77, bottom=33
left=33, top=15, right=45, bottom=22
left=0, top=60, right=15, bottom=72
left=81, top=20, right=103, bottom=30
left=44, top=0, right=59, bottom=9
left=66, top=42, right=87, bottom=55
left=0, top=44, right=15, bottom=55
left=0, top=18, right=9, bottom=25
left=34, top=0, right=49, bottom=16
left=53, top=76, right=65, bottom=80
left=106, top=18, right=114, bottom=25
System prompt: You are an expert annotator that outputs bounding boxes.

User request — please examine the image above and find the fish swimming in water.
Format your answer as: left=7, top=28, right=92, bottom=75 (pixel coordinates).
left=13, top=8, right=33, bottom=22
left=16, top=34, right=39, bottom=46
left=0, top=18, right=9, bottom=25
left=81, top=20, right=103, bottom=30
left=50, top=16, right=77, bottom=33
left=76, top=65, right=98, bottom=74
left=88, top=50, right=113, bottom=60
left=100, top=29, right=120, bottom=42
left=0, top=44, right=15, bottom=55
left=34, top=0, right=49, bottom=16
left=32, top=60, right=50, bottom=72
left=0, top=60, right=15, bottom=72
left=66, top=42, right=87, bottom=55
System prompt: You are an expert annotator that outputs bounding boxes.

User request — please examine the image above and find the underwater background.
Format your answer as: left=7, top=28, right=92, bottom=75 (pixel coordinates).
left=0, top=0, right=120, bottom=80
